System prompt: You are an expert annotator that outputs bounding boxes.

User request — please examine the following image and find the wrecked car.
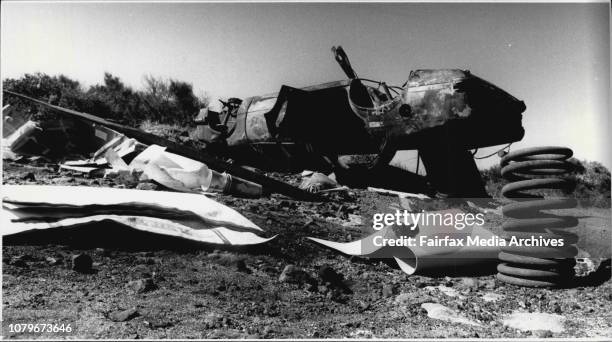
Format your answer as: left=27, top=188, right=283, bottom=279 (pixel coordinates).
left=4, top=46, right=526, bottom=199
left=195, top=46, right=526, bottom=197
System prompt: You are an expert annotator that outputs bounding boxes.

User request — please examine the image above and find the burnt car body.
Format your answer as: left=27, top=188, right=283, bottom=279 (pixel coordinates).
left=195, top=47, right=526, bottom=197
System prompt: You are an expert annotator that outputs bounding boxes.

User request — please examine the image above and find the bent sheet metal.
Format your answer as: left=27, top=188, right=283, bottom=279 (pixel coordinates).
left=308, top=208, right=500, bottom=276
left=2, top=185, right=275, bottom=245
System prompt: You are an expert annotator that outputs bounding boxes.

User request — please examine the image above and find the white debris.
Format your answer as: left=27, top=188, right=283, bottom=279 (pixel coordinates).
left=421, top=303, right=481, bottom=326
left=481, top=292, right=504, bottom=302
left=502, top=312, right=565, bottom=333
left=2, top=185, right=274, bottom=245
left=342, top=214, right=363, bottom=227
left=367, top=187, right=430, bottom=200
left=348, top=329, right=374, bottom=338
left=425, top=285, right=466, bottom=299
left=394, top=293, right=412, bottom=306
left=299, top=172, right=338, bottom=193
left=466, top=200, right=502, bottom=215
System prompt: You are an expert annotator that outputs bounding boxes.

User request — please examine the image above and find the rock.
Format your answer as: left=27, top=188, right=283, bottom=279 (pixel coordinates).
left=459, top=278, right=479, bottom=290
left=415, top=280, right=431, bottom=288
left=481, top=292, right=504, bottom=302
left=21, top=172, right=36, bottom=181
left=394, top=293, right=435, bottom=306
left=342, top=214, right=363, bottom=227
left=208, top=252, right=249, bottom=272
left=234, top=259, right=250, bottom=273
left=421, top=303, right=481, bottom=326
left=71, top=254, right=92, bottom=273
left=318, top=265, right=341, bottom=283
left=382, top=284, right=396, bottom=298
left=279, top=265, right=316, bottom=287
left=127, top=278, right=156, bottom=293
left=55, top=176, right=75, bottom=184
left=532, top=330, right=554, bottom=338
left=357, top=300, right=370, bottom=312
left=207, top=328, right=243, bottom=339
left=262, top=326, right=275, bottom=337
left=502, top=312, right=565, bottom=333
left=443, top=277, right=454, bottom=287
left=203, top=312, right=227, bottom=329
left=551, top=301, right=563, bottom=314
left=109, top=307, right=139, bottom=322
left=95, top=248, right=110, bottom=257
left=425, top=285, right=465, bottom=299
left=146, top=318, right=173, bottom=329
left=299, top=172, right=337, bottom=193
left=574, top=257, right=598, bottom=276
left=394, top=293, right=412, bottom=305
left=348, top=329, right=374, bottom=338
left=45, top=256, right=62, bottom=266
left=318, top=265, right=350, bottom=293
left=480, top=278, right=497, bottom=289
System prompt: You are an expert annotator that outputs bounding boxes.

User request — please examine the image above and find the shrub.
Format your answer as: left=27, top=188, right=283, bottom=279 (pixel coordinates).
left=481, top=158, right=611, bottom=207
left=2, top=72, right=209, bottom=126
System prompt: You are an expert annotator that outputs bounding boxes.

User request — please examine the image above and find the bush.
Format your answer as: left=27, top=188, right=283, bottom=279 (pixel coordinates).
left=2, top=72, right=209, bottom=126
left=481, top=158, right=611, bottom=207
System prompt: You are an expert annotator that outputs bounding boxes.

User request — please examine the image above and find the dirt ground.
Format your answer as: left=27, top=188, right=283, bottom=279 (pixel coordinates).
left=2, top=160, right=611, bottom=339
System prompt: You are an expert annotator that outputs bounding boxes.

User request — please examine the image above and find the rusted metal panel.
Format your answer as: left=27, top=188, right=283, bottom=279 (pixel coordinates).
left=407, top=69, right=467, bottom=87
left=192, top=107, right=223, bottom=143
left=402, top=69, right=472, bottom=133
left=244, top=96, right=277, bottom=142
left=229, top=80, right=351, bottom=146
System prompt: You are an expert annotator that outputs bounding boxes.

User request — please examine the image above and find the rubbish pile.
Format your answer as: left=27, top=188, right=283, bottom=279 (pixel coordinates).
left=4, top=105, right=263, bottom=198
left=2, top=104, right=92, bottom=161
left=2, top=103, right=274, bottom=246
left=2, top=92, right=607, bottom=284
left=3, top=102, right=483, bottom=270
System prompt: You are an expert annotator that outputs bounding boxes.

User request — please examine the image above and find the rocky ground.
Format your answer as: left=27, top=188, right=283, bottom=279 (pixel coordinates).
left=2, top=159, right=611, bottom=339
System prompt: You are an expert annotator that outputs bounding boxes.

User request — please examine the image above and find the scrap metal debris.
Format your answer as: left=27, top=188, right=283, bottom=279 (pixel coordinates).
left=481, top=292, right=504, bottom=302
left=3, top=100, right=265, bottom=198
left=367, top=187, right=431, bottom=200
left=3, top=90, right=319, bottom=201
left=2, top=185, right=275, bottom=245
left=2, top=120, right=41, bottom=160
left=184, top=46, right=527, bottom=199
left=421, top=303, right=482, bottom=327
left=299, top=171, right=338, bottom=193
left=99, top=144, right=263, bottom=197
left=308, top=208, right=500, bottom=276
